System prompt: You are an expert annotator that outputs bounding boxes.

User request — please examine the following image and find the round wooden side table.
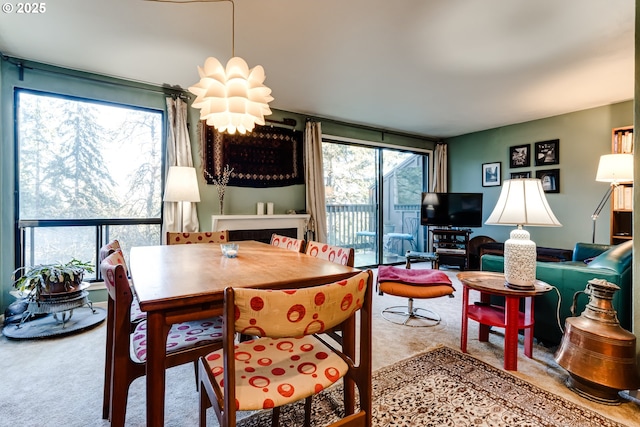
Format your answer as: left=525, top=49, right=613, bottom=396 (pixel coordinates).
left=457, top=271, right=553, bottom=371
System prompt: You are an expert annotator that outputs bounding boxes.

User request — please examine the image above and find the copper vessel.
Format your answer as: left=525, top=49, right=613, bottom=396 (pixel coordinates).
left=554, top=278, right=640, bottom=404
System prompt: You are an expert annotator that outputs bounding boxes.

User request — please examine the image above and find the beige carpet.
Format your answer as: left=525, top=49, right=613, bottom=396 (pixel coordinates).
left=0, top=267, right=638, bottom=426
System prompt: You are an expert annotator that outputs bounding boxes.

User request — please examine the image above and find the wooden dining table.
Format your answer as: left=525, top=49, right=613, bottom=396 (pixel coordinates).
left=129, top=240, right=361, bottom=427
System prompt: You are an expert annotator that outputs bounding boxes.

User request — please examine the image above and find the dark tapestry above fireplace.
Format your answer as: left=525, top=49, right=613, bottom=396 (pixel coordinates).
left=204, top=124, right=304, bottom=188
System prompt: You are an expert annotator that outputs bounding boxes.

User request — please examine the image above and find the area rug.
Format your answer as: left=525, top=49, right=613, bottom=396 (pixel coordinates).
left=237, top=346, right=626, bottom=427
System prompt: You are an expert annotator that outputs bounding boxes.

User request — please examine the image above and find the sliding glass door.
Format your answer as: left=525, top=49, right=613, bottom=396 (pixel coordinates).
left=322, top=140, right=428, bottom=267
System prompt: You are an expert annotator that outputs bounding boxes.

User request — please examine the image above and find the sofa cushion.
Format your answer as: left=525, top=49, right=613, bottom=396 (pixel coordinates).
left=587, top=240, right=633, bottom=274
left=571, top=242, right=613, bottom=262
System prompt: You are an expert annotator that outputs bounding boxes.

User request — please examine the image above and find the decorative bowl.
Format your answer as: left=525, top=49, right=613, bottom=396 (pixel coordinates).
left=220, top=243, right=239, bottom=258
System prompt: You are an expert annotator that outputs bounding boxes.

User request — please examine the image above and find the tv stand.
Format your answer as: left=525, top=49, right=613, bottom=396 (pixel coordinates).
left=431, top=228, right=470, bottom=270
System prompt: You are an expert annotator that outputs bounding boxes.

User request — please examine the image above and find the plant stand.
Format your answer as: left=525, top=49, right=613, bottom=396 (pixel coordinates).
left=15, top=283, right=95, bottom=329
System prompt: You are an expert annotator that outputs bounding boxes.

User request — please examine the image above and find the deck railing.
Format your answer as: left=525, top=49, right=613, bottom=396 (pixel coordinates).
left=325, top=204, right=421, bottom=250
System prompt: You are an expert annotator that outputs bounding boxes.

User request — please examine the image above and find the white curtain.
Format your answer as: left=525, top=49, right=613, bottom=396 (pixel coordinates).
left=432, top=143, right=448, bottom=192
left=304, top=120, right=328, bottom=243
left=162, top=97, right=200, bottom=241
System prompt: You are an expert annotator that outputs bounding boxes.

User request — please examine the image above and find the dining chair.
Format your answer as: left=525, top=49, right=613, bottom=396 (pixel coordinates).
left=100, top=249, right=224, bottom=427
left=99, top=240, right=146, bottom=420
left=166, top=230, right=229, bottom=245
left=197, top=270, right=373, bottom=427
left=305, top=241, right=355, bottom=343
left=270, top=233, right=306, bottom=252
left=305, top=241, right=355, bottom=266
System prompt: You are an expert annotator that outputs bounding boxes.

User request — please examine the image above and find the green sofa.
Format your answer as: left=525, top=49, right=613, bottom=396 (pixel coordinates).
left=480, top=240, right=633, bottom=346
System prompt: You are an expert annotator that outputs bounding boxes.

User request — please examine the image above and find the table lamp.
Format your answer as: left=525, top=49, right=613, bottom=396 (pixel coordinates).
left=591, top=153, right=633, bottom=243
left=485, top=178, right=562, bottom=290
left=163, top=166, right=201, bottom=232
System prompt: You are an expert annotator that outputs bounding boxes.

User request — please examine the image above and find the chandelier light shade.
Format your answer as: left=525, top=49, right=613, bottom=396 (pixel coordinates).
left=188, top=56, right=273, bottom=135
left=485, top=178, right=562, bottom=289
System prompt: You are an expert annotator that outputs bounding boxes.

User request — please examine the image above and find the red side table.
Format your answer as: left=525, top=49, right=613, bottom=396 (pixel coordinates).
left=457, top=271, right=552, bottom=371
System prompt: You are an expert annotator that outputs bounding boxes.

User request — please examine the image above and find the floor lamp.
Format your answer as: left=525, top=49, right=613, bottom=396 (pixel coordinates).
left=163, top=166, right=201, bottom=232
left=591, top=154, right=633, bottom=243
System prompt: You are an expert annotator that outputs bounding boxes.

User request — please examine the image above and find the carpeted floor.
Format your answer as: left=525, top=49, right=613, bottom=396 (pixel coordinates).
left=0, top=267, right=638, bottom=426
left=237, top=346, right=626, bottom=427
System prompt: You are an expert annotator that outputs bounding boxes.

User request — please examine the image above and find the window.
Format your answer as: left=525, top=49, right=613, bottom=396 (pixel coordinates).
left=322, top=138, right=429, bottom=267
left=16, top=90, right=163, bottom=278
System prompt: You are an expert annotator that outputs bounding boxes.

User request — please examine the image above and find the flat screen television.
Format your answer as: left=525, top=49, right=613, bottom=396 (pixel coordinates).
left=420, top=192, right=483, bottom=228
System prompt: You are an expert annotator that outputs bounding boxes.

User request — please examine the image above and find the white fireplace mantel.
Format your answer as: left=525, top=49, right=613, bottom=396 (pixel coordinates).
left=211, top=214, right=311, bottom=240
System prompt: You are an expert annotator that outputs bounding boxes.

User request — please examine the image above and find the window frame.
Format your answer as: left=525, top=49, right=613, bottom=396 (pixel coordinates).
left=13, top=87, right=166, bottom=280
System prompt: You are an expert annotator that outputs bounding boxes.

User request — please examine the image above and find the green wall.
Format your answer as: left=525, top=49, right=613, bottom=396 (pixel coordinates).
left=194, top=109, right=439, bottom=231
left=446, top=101, right=633, bottom=250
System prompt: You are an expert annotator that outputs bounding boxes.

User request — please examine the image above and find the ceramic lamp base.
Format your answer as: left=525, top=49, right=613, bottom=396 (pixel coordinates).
left=504, top=227, right=536, bottom=290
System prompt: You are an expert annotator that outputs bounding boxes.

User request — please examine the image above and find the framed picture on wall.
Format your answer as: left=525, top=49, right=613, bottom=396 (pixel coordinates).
left=482, top=162, right=501, bottom=187
left=536, top=169, right=560, bottom=193
left=534, top=139, right=560, bottom=166
left=509, top=144, right=530, bottom=168
left=510, top=171, right=531, bottom=179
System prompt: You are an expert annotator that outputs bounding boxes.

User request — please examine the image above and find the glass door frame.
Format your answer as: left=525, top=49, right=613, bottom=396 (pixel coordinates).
left=322, top=135, right=433, bottom=268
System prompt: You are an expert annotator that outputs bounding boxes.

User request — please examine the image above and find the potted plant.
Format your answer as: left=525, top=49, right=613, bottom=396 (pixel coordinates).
left=12, top=259, right=95, bottom=301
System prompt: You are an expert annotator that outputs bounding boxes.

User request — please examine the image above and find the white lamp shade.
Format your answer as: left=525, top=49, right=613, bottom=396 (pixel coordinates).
left=485, top=178, right=561, bottom=227
left=164, top=166, right=201, bottom=203
left=188, top=56, right=274, bottom=135
left=595, top=154, right=633, bottom=183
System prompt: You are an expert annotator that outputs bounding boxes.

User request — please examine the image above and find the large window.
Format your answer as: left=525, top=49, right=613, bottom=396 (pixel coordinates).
left=16, top=90, right=163, bottom=278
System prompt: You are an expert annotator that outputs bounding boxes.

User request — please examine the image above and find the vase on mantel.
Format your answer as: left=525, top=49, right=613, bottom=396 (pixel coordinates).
left=218, top=199, right=224, bottom=215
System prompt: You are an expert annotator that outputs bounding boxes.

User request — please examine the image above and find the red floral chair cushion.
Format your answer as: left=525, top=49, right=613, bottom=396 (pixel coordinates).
left=270, top=233, right=305, bottom=252
left=305, top=241, right=354, bottom=266
left=202, top=271, right=369, bottom=411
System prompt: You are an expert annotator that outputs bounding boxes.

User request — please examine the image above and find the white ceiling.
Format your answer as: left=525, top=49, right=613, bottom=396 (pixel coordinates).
left=0, top=0, right=634, bottom=138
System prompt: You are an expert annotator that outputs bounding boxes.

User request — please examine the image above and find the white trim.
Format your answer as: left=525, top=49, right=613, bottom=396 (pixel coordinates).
left=322, top=134, right=434, bottom=155
left=211, top=214, right=311, bottom=240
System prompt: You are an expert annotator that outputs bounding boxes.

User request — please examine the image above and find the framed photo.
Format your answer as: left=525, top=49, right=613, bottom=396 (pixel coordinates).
left=482, top=162, right=501, bottom=187
left=536, top=169, right=560, bottom=193
left=509, top=144, right=530, bottom=168
left=510, top=171, right=531, bottom=179
left=534, top=139, right=559, bottom=166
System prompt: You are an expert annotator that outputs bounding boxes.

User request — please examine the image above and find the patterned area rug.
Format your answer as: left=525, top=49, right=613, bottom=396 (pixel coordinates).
left=237, top=346, right=626, bottom=427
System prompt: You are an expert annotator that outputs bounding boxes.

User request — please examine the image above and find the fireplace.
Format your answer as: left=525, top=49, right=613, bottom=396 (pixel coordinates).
left=211, top=214, right=311, bottom=242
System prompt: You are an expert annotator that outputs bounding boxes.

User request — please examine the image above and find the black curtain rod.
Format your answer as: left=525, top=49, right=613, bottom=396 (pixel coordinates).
left=306, top=114, right=441, bottom=143
left=265, top=117, right=297, bottom=127
left=0, top=52, right=187, bottom=98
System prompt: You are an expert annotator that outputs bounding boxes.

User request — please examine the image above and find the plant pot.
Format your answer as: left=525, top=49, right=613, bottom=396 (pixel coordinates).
left=40, top=275, right=84, bottom=296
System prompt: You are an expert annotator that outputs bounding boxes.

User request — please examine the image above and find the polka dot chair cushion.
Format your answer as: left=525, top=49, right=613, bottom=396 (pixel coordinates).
left=99, top=241, right=146, bottom=324
left=167, top=231, right=228, bottom=245
left=203, top=271, right=369, bottom=411
left=131, top=318, right=224, bottom=363
left=101, top=249, right=128, bottom=301
left=305, top=241, right=353, bottom=266
left=270, top=233, right=305, bottom=252
left=204, top=335, right=348, bottom=411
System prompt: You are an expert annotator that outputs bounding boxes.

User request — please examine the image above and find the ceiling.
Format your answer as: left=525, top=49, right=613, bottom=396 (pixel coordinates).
left=0, top=0, right=634, bottom=138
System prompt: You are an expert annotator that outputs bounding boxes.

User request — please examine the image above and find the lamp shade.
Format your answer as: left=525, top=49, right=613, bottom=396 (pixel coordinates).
left=595, top=154, right=633, bottom=183
left=485, top=178, right=562, bottom=227
left=485, top=178, right=561, bottom=290
left=163, top=166, right=201, bottom=203
left=188, top=56, right=273, bottom=135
